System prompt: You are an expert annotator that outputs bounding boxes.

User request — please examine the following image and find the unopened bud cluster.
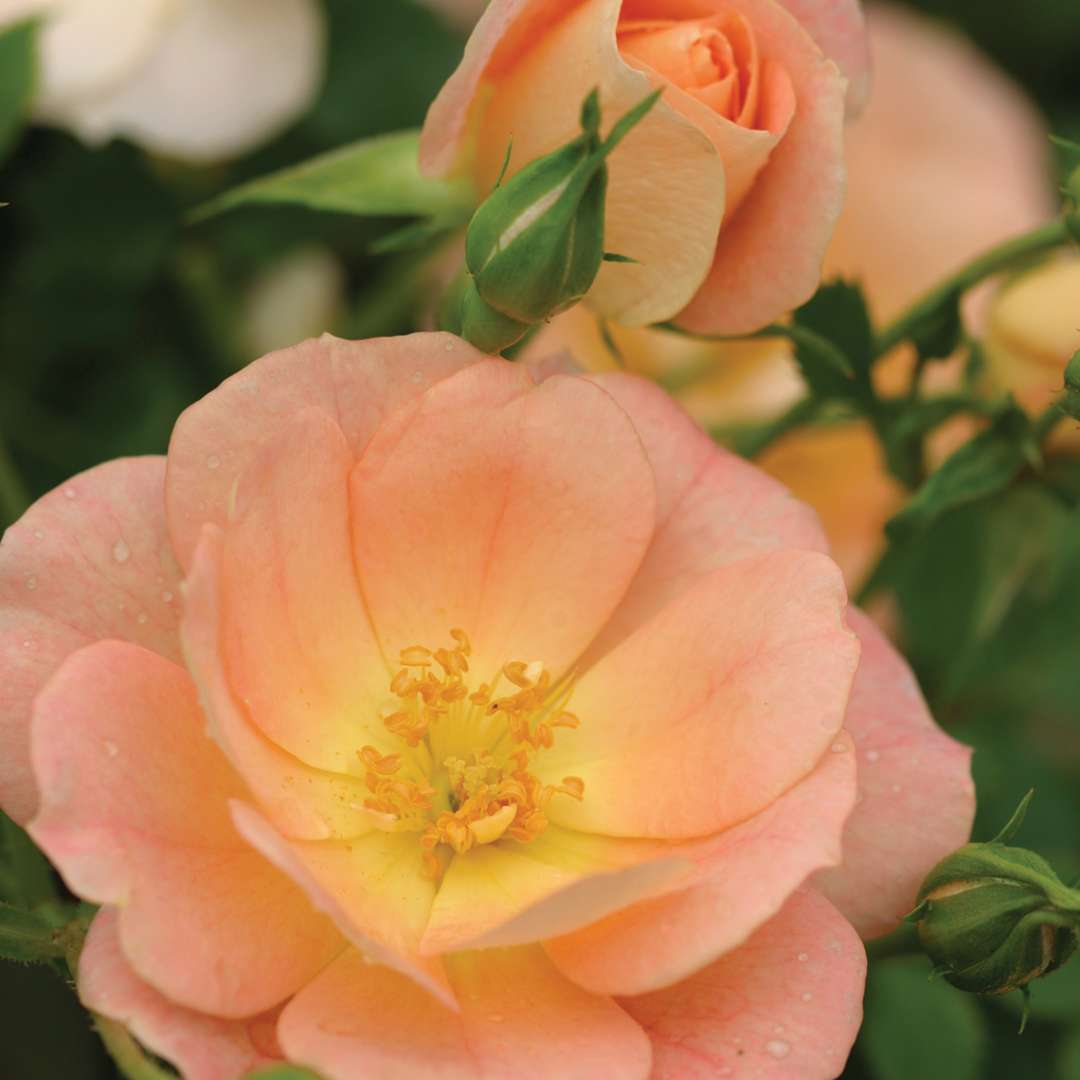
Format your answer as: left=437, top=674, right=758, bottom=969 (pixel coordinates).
left=443, top=87, right=660, bottom=354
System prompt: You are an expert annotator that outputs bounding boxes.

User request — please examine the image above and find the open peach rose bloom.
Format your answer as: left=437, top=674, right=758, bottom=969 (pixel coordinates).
left=0, top=333, right=974, bottom=1078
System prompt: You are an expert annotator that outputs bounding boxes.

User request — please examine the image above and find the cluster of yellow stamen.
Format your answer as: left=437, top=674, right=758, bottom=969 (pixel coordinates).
left=356, top=629, right=585, bottom=880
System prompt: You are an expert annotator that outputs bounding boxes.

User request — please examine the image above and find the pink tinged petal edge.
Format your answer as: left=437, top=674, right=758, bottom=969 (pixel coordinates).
left=78, top=908, right=284, bottom=1080
left=814, top=608, right=976, bottom=939
left=537, top=550, right=859, bottom=839
left=772, top=0, right=872, bottom=112
left=349, top=360, right=657, bottom=684
left=182, top=524, right=380, bottom=842
left=621, top=887, right=866, bottom=1080
left=165, top=332, right=486, bottom=570
left=0, top=457, right=182, bottom=824
left=581, top=372, right=826, bottom=659
left=28, top=641, right=343, bottom=1018
left=278, top=944, right=653, bottom=1080
left=218, top=406, right=392, bottom=774
left=230, top=801, right=453, bottom=1008
left=676, top=0, right=848, bottom=335
left=544, top=730, right=856, bottom=996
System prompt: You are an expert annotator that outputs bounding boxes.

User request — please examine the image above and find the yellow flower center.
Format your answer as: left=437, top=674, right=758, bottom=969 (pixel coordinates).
left=357, top=629, right=585, bottom=880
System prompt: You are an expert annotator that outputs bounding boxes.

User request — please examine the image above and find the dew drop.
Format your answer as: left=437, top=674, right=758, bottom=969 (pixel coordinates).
left=801, top=992, right=813, bottom=1002
left=410, top=370, right=423, bottom=384
left=206, top=454, right=221, bottom=470
left=103, top=740, right=119, bottom=759
left=161, top=590, right=174, bottom=603
left=865, top=749, right=880, bottom=763
left=136, top=612, right=149, bottom=625
left=830, top=740, right=846, bottom=753
left=717, top=1069, right=733, bottom=1077
left=33, top=529, right=44, bottom=541
left=25, top=575, right=37, bottom=591
left=797, top=952, right=809, bottom=963
left=486, top=1014, right=504, bottom=1024
left=22, top=639, right=34, bottom=649
left=765, top=1040, right=791, bottom=1059
left=63, top=486, right=77, bottom=499
left=112, top=539, right=130, bottom=564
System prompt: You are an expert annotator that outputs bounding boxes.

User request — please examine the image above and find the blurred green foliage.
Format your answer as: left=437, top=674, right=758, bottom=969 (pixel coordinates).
left=1, top=1, right=1079, bottom=1078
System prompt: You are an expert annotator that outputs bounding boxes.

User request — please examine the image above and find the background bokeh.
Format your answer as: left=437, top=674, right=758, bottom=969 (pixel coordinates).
left=1, top=2, right=1078, bottom=1077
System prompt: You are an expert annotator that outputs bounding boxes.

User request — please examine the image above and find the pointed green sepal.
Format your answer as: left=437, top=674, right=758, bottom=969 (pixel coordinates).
left=992, top=789, right=1036, bottom=845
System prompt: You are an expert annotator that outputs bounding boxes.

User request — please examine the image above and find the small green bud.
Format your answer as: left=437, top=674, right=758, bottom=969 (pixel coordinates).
left=1063, top=350, right=1080, bottom=421
left=449, top=86, right=660, bottom=353
left=909, top=792, right=1080, bottom=999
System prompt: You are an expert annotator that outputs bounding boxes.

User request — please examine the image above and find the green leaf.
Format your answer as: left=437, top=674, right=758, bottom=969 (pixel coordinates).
left=191, top=130, right=474, bottom=224
left=0, top=901, right=65, bottom=964
left=887, top=401, right=1036, bottom=538
left=0, top=18, right=37, bottom=162
left=0, top=812, right=57, bottom=910
left=904, top=288, right=964, bottom=363
left=791, top=279, right=873, bottom=394
left=860, top=958, right=989, bottom=1080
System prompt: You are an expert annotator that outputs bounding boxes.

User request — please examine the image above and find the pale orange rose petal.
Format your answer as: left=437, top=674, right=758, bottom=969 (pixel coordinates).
left=621, top=887, right=865, bottom=1078
left=230, top=801, right=450, bottom=1005
left=29, top=642, right=343, bottom=1018
left=349, top=361, right=656, bottom=683
left=419, top=827, right=687, bottom=954
left=78, top=909, right=285, bottom=1080
left=166, top=333, right=484, bottom=569
left=544, top=731, right=855, bottom=994
left=0, top=457, right=182, bottom=824
left=579, top=371, right=825, bottom=658
left=423, top=0, right=727, bottom=326
left=277, top=944, right=653, bottom=1080
left=182, top=525, right=380, bottom=841
left=218, top=407, right=390, bottom=773
left=677, top=0, right=847, bottom=334
left=814, top=609, right=975, bottom=938
left=536, top=551, right=858, bottom=839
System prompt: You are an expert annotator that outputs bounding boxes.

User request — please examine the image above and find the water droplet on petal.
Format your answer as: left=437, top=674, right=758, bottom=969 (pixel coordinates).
left=797, top=952, right=809, bottom=963
left=112, top=540, right=130, bottom=564
left=25, top=575, right=37, bottom=591
left=830, top=741, right=846, bottom=753
left=410, top=370, right=423, bottom=383
left=103, top=740, right=119, bottom=758
left=63, top=486, right=77, bottom=499
left=33, top=529, right=44, bottom=541
left=161, top=590, right=174, bottom=603
left=136, top=612, right=149, bottom=625
left=486, top=1014, right=504, bottom=1024
left=865, top=749, right=880, bottom=763
left=765, top=1040, right=791, bottom=1060
left=892, top=784, right=902, bottom=794
left=801, top=991, right=813, bottom=1002
left=206, top=454, right=221, bottom=470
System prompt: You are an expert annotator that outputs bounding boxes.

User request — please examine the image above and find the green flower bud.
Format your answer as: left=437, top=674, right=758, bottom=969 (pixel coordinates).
left=909, top=792, right=1080, bottom=1003
left=1063, top=350, right=1080, bottom=422
left=449, top=86, right=660, bottom=353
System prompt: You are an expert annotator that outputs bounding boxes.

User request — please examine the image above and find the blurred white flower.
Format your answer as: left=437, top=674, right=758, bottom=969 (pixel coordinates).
left=243, top=246, right=345, bottom=358
left=1, top=0, right=325, bottom=162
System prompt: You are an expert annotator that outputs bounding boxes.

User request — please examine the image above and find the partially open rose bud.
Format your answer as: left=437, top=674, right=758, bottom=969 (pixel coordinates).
left=445, top=87, right=660, bottom=352
left=909, top=793, right=1080, bottom=1006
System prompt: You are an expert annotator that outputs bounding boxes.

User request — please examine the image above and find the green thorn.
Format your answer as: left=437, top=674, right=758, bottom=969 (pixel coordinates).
left=602, top=252, right=638, bottom=264
left=992, top=789, right=1036, bottom=845
left=1018, top=986, right=1031, bottom=1034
